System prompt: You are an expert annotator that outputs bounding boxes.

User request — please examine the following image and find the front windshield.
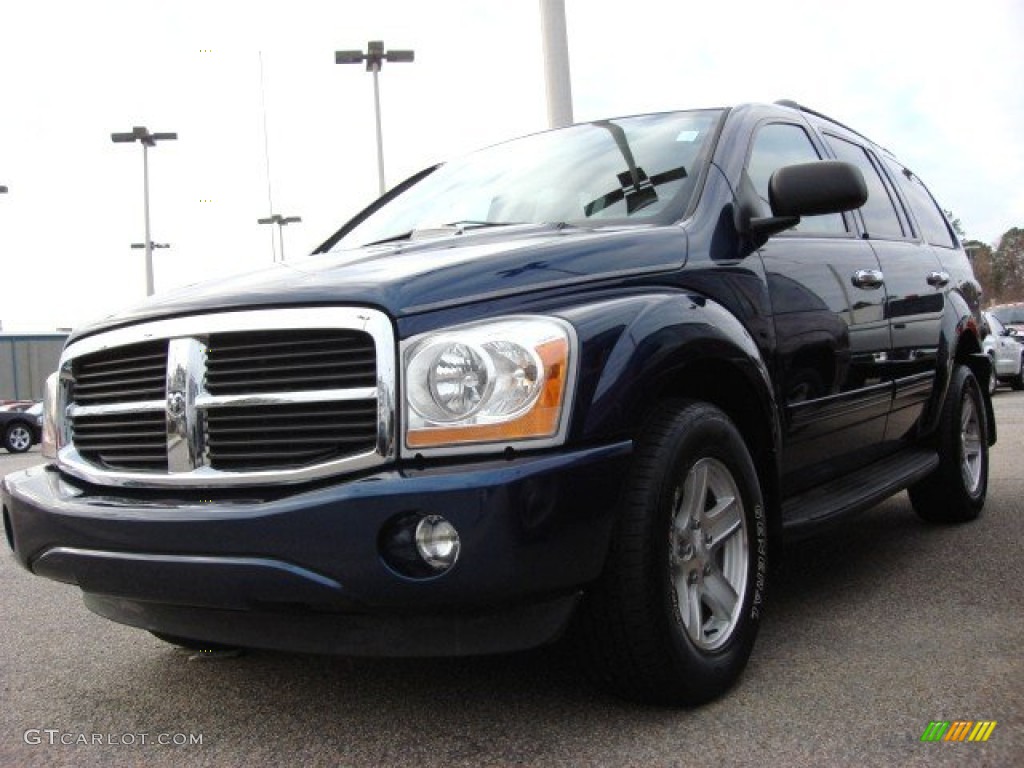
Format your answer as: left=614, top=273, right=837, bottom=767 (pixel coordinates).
left=330, top=109, right=723, bottom=251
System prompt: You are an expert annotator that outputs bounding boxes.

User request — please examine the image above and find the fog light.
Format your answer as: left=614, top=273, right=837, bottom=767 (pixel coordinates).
left=415, top=515, right=461, bottom=571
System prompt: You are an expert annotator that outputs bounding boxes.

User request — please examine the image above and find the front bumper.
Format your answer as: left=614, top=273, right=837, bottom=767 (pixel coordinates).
left=2, top=443, right=630, bottom=655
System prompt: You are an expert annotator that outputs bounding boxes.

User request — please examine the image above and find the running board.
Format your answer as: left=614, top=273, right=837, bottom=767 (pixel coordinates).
left=782, top=449, right=939, bottom=541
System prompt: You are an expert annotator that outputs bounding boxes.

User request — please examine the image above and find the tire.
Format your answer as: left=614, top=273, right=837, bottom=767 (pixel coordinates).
left=573, top=400, right=767, bottom=705
left=1012, top=355, right=1024, bottom=391
left=4, top=422, right=33, bottom=453
left=908, top=365, right=988, bottom=523
left=150, top=631, right=240, bottom=652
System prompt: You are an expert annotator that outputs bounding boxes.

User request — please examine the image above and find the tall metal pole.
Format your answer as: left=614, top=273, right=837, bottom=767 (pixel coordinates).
left=539, top=0, right=574, bottom=128
left=112, top=126, right=176, bottom=297
left=257, top=214, right=301, bottom=262
left=258, top=51, right=279, bottom=262
left=336, top=42, right=413, bottom=196
left=371, top=61, right=386, bottom=197
left=142, top=143, right=154, bottom=296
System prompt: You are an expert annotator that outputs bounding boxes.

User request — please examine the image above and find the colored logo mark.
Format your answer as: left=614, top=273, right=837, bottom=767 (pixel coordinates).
left=920, top=721, right=997, bottom=742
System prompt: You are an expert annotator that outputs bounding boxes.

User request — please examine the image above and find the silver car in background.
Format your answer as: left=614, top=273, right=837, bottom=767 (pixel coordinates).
left=983, top=311, right=1024, bottom=393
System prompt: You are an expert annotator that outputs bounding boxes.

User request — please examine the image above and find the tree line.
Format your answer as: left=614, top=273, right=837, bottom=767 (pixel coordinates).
left=964, top=228, right=1024, bottom=307
left=943, top=211, right=1022, bottom=306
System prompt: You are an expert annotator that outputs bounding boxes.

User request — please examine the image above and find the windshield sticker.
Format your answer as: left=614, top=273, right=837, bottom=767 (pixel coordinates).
left=676, top=130, right=700, bottom=142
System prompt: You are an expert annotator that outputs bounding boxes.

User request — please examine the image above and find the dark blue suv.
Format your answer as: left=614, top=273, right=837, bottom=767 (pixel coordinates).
left=1, top=100, right=994, bottom=705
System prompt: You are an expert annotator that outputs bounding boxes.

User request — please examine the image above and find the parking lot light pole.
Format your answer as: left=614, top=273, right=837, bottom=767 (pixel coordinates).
left=0, top=185, right=7, bottom=194
left=335, top=41, right=414, bottom=196
left=539, top=0, right=574, bottom=128
left=111, top=126, right=177, bottom=296
left=257, top=214, right=302, bottom=262
left=131, top=241, right=171, bottom=286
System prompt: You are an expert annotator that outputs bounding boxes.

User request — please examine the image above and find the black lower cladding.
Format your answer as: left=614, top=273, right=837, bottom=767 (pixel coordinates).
left=84, top=592, right=582, bottom=656
left=2, top=442, right=631, bottom=655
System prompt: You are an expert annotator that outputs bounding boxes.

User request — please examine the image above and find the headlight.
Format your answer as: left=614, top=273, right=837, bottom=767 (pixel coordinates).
left=403, top=317, right=576, bottom=452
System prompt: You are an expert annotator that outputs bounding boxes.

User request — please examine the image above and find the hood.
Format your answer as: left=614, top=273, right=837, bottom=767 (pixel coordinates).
left=72, top=224, right=687, bottom=341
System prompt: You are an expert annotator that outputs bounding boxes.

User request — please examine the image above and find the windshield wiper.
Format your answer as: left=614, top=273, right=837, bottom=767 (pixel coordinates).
left=364, top=230, right=418, bottom=246
left=363, top=220, right=528, bottom=247
left=441, top=220, right=526, bottom=229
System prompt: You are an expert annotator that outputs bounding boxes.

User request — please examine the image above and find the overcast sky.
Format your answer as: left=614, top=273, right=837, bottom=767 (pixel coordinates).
left=1, top=0, right=1022, bottom=332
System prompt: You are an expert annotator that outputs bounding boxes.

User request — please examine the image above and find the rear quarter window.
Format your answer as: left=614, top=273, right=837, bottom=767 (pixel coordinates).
left=882, top=158, right=957, bottom=248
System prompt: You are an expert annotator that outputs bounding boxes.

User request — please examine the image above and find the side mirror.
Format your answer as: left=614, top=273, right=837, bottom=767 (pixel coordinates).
left=770, top=160, right=867, bottom=216
left=749, top=161, right=867, bottom=238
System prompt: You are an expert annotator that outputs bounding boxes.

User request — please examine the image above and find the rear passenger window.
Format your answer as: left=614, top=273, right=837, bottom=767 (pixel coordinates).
left=825, top=135, right=906, bottom=240
left=747, top=123, right=847, bottom=235
left=882, top=158, right=957, bottom=248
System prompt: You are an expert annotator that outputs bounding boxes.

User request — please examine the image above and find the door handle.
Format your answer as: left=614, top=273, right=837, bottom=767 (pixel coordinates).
left=926, top=271, right=950, bottom=287
left=852, top=269, right=884, bottom=289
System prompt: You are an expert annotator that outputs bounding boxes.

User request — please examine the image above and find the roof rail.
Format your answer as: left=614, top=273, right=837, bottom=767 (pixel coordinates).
left=773, top=99, right=883, bottom=150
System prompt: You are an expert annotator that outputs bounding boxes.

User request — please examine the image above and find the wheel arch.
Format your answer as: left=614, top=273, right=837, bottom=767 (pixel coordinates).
left=652, top=356, right=780, bottom=530
left=561, top=292, right=782, bottom=531
left=923, top=294, right=996, bottom=446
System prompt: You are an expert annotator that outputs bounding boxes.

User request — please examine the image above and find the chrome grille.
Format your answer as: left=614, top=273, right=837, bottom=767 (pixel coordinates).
left=72, top=412, right=168, bottom=471
left=206, top=329, right=376, bottom=394
left=55, top=308, right=395, bottom=488
left=72, top=340, right=166, bottom=405
left=70, top=340, right=169, bottom=471
left=206, top=400, right=378, bottom=470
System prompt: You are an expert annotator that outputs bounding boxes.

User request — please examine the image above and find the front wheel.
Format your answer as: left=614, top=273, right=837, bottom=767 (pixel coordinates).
left=909, top=365, right=988, bottom=523
left=574, top=400, right=767, bottom=705
left=4, top=423, right=33, bottom=453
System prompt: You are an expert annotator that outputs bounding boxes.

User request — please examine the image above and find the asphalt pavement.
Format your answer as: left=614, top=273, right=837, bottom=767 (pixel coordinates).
left=1, top=395, right=1021, bottom=767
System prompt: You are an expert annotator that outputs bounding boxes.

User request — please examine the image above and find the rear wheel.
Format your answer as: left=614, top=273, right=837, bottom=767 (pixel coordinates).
left=909, top=365, right=987, bottom=523
left=574, top=400, right=767, bottom=705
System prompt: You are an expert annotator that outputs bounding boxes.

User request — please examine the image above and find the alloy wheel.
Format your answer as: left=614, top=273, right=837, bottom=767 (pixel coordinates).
left=8, top=426, right=31, bottom=452
left=668, top=457, right=749, bottom=651
left=960, top=394, right=983, bottom=494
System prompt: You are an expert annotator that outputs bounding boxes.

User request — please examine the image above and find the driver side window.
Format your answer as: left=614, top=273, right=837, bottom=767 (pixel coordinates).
left=747, top=123, right=847, bottom=235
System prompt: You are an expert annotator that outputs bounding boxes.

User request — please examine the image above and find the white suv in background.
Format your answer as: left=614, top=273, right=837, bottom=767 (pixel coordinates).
left=983, top=311, right=1024, bottom=393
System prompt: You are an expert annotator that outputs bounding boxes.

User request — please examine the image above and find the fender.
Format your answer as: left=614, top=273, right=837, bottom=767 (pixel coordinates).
left=557, top=291, right=781, bottom=477
left=921, top=289, right=995, bottom=444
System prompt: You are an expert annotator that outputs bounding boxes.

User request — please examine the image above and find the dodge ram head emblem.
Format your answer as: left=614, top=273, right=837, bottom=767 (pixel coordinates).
left=167, top=391, right=186, bottom=418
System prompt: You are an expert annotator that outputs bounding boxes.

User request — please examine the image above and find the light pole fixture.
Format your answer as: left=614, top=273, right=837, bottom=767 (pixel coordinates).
left=335, top=41, right=414, bottom=196
left=257, top=213, right=302, bottom=262
left=111, top=126, right=177, bottom=296
left=0, top=185, right=8, bottom=194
